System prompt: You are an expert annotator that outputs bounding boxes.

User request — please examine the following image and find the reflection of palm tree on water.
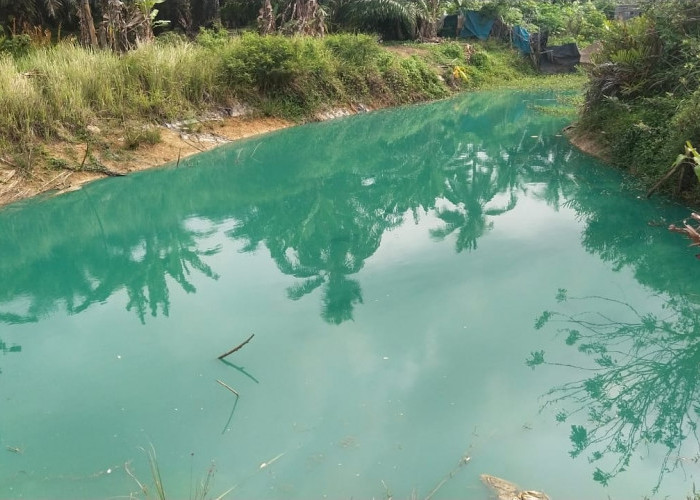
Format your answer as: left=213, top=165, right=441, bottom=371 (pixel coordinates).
left=0, top=338, right=21, bottom=374
left=0, top=91, right=579, bottom=327
left=530, top=291, right=700, bottom=492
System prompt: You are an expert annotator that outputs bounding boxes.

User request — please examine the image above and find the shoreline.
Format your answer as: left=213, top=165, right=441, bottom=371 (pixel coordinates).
left=563, top=124, right=611, bottom=164
left=0, top=113, right=295, bottom=210
left=0, top=89, right=587, bottom=211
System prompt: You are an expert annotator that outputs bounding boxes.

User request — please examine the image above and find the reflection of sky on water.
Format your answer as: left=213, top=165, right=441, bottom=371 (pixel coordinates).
left=0, top=90, right=699, bottom=498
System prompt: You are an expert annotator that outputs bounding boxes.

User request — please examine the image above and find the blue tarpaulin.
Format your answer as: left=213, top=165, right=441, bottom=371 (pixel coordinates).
left=513, top=25, right=530, bottom=54
left=459, top=11, right=494, bottom=40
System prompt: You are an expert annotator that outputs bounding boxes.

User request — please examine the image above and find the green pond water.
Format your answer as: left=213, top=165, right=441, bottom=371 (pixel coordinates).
left=1, top=91, right=700, bottom=499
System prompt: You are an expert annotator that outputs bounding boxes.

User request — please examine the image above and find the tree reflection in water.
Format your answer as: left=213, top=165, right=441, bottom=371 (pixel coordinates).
left=0, top=338, right=21, bottom=374
left=0, top=91, right=584, bottom=325
left=530, top=291, right=700, bottom=492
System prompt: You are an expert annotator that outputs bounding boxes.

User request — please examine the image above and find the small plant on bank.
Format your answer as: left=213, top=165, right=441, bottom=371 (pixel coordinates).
left=124, top=125, right=162, bottom=150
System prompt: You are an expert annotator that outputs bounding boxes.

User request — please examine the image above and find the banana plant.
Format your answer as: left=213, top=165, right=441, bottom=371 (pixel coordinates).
left=134, top=0, right=170, bottom=36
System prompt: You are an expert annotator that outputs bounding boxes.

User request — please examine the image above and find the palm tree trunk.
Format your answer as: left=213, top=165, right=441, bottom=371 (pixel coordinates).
left=78, top=0, right=98, bottom=47
left=258, top=0, right=275, bottom=34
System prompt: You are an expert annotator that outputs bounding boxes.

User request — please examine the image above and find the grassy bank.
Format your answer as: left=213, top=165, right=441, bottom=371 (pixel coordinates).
left=0, top=32, right=585, bottom=206
left=575, top=1, right=700, bottom=205
left=0, top=33, right=446, bottom=160
left=577, top=94, right=700, bottom=202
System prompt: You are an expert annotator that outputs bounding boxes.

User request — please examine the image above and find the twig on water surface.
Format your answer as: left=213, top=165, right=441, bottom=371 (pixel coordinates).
left=669, top=212, right=700, bottom=248
left=124, top=461, right=148, bottom=496
left=381, top=479, right=393, bottom=499
left=423, top=454, right=471, bottom=500
left=217, top=334, right=254, bottom=360
left=176, top=148, right=182, bottom=168
left=259, top=452, right=285, bottom=469
left=216, top=379, right=240, bottom=397
left=213, top=486, right=236, bottom=500
left=6, top=446, right=22, bottom=454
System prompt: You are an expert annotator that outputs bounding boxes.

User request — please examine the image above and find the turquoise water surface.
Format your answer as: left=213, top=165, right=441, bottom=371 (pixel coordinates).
left=1, top=91, right=699, bottom=499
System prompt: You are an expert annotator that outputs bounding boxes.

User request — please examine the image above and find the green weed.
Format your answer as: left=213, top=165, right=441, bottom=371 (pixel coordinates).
left=124, top=125, right=162, bottom=150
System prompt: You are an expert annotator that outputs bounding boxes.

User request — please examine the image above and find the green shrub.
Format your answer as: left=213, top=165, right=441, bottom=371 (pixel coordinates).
left=0, top=34, right=32, bottom=59
left=469, top=51, right=490, bottom=69
left=435, top=41, right=465, bottom=62
left=324, top=33, right=382, bottom=67
left=195, top=26, right=231, bottom=50
left=124, top=125, right=162, bottom=149
left=224, top=33, right=298, bottom=93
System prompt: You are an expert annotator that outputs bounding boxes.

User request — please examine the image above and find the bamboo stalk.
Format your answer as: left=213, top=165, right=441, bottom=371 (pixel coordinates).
left=217, top=334, right=254, bottom=360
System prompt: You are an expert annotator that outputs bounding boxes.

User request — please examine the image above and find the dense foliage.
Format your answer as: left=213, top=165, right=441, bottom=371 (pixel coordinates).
left=0, top=0, right=615, bottom=44
left=579, top=0, right=700, bottom=200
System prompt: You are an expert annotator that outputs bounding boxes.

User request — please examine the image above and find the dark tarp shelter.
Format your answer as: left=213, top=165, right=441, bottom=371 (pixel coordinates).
left=538, top=43, right=580, bottom=74
left=459, top=11, right=495, bottom=40
left=438, top=14, right=460, bottom=38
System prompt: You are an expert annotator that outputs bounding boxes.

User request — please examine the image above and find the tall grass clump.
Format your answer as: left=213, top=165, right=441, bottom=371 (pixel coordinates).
left=122, top=41, right=225, bottom=119
left=324, top=34, right=386, bottom=99
left=0, top=56, right=47, bottom=142
left=2, top=40, right=227, bottom=144
left=20, top=44, right=124, bottom=128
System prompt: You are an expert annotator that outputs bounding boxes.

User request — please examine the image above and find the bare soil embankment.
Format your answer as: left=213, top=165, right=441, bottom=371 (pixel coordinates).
left=0, top=114, right=292, bottom=209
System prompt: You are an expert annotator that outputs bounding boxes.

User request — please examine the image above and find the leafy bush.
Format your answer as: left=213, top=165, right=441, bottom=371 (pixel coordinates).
left=124, top=125, right=162, bottom=149
left=195, top=26, right=232, bottom=50
left=580, top=0, right=700, bottom=199
left=224, top=33, right=298, bottom=92
left=469, top=50, right=489, bottom=69
left=431, top=41, right=466, bottom=63
left=323, top=33, right=382, bottom=67
left=0, top=34, right=32, bottom=58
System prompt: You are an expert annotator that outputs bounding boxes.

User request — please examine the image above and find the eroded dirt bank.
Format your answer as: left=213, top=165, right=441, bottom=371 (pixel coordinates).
left=563, top=124, right=611, bottom=163
left=0, top=114, right=293, bottom=209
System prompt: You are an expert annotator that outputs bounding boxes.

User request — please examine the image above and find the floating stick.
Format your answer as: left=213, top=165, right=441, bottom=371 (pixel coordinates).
left=217, top=334, right=254, bottom=360
left=259, top=452, right=285, bottom=469
left=423, top=455, right=471, bottom=500
left=216, top=379, right=239, bottom=397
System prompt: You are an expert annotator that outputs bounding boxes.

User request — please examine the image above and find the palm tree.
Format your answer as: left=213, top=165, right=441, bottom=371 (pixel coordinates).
left=0, top=0, right=74, bottom=30
left=336, top=0, right=446, bottom=39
